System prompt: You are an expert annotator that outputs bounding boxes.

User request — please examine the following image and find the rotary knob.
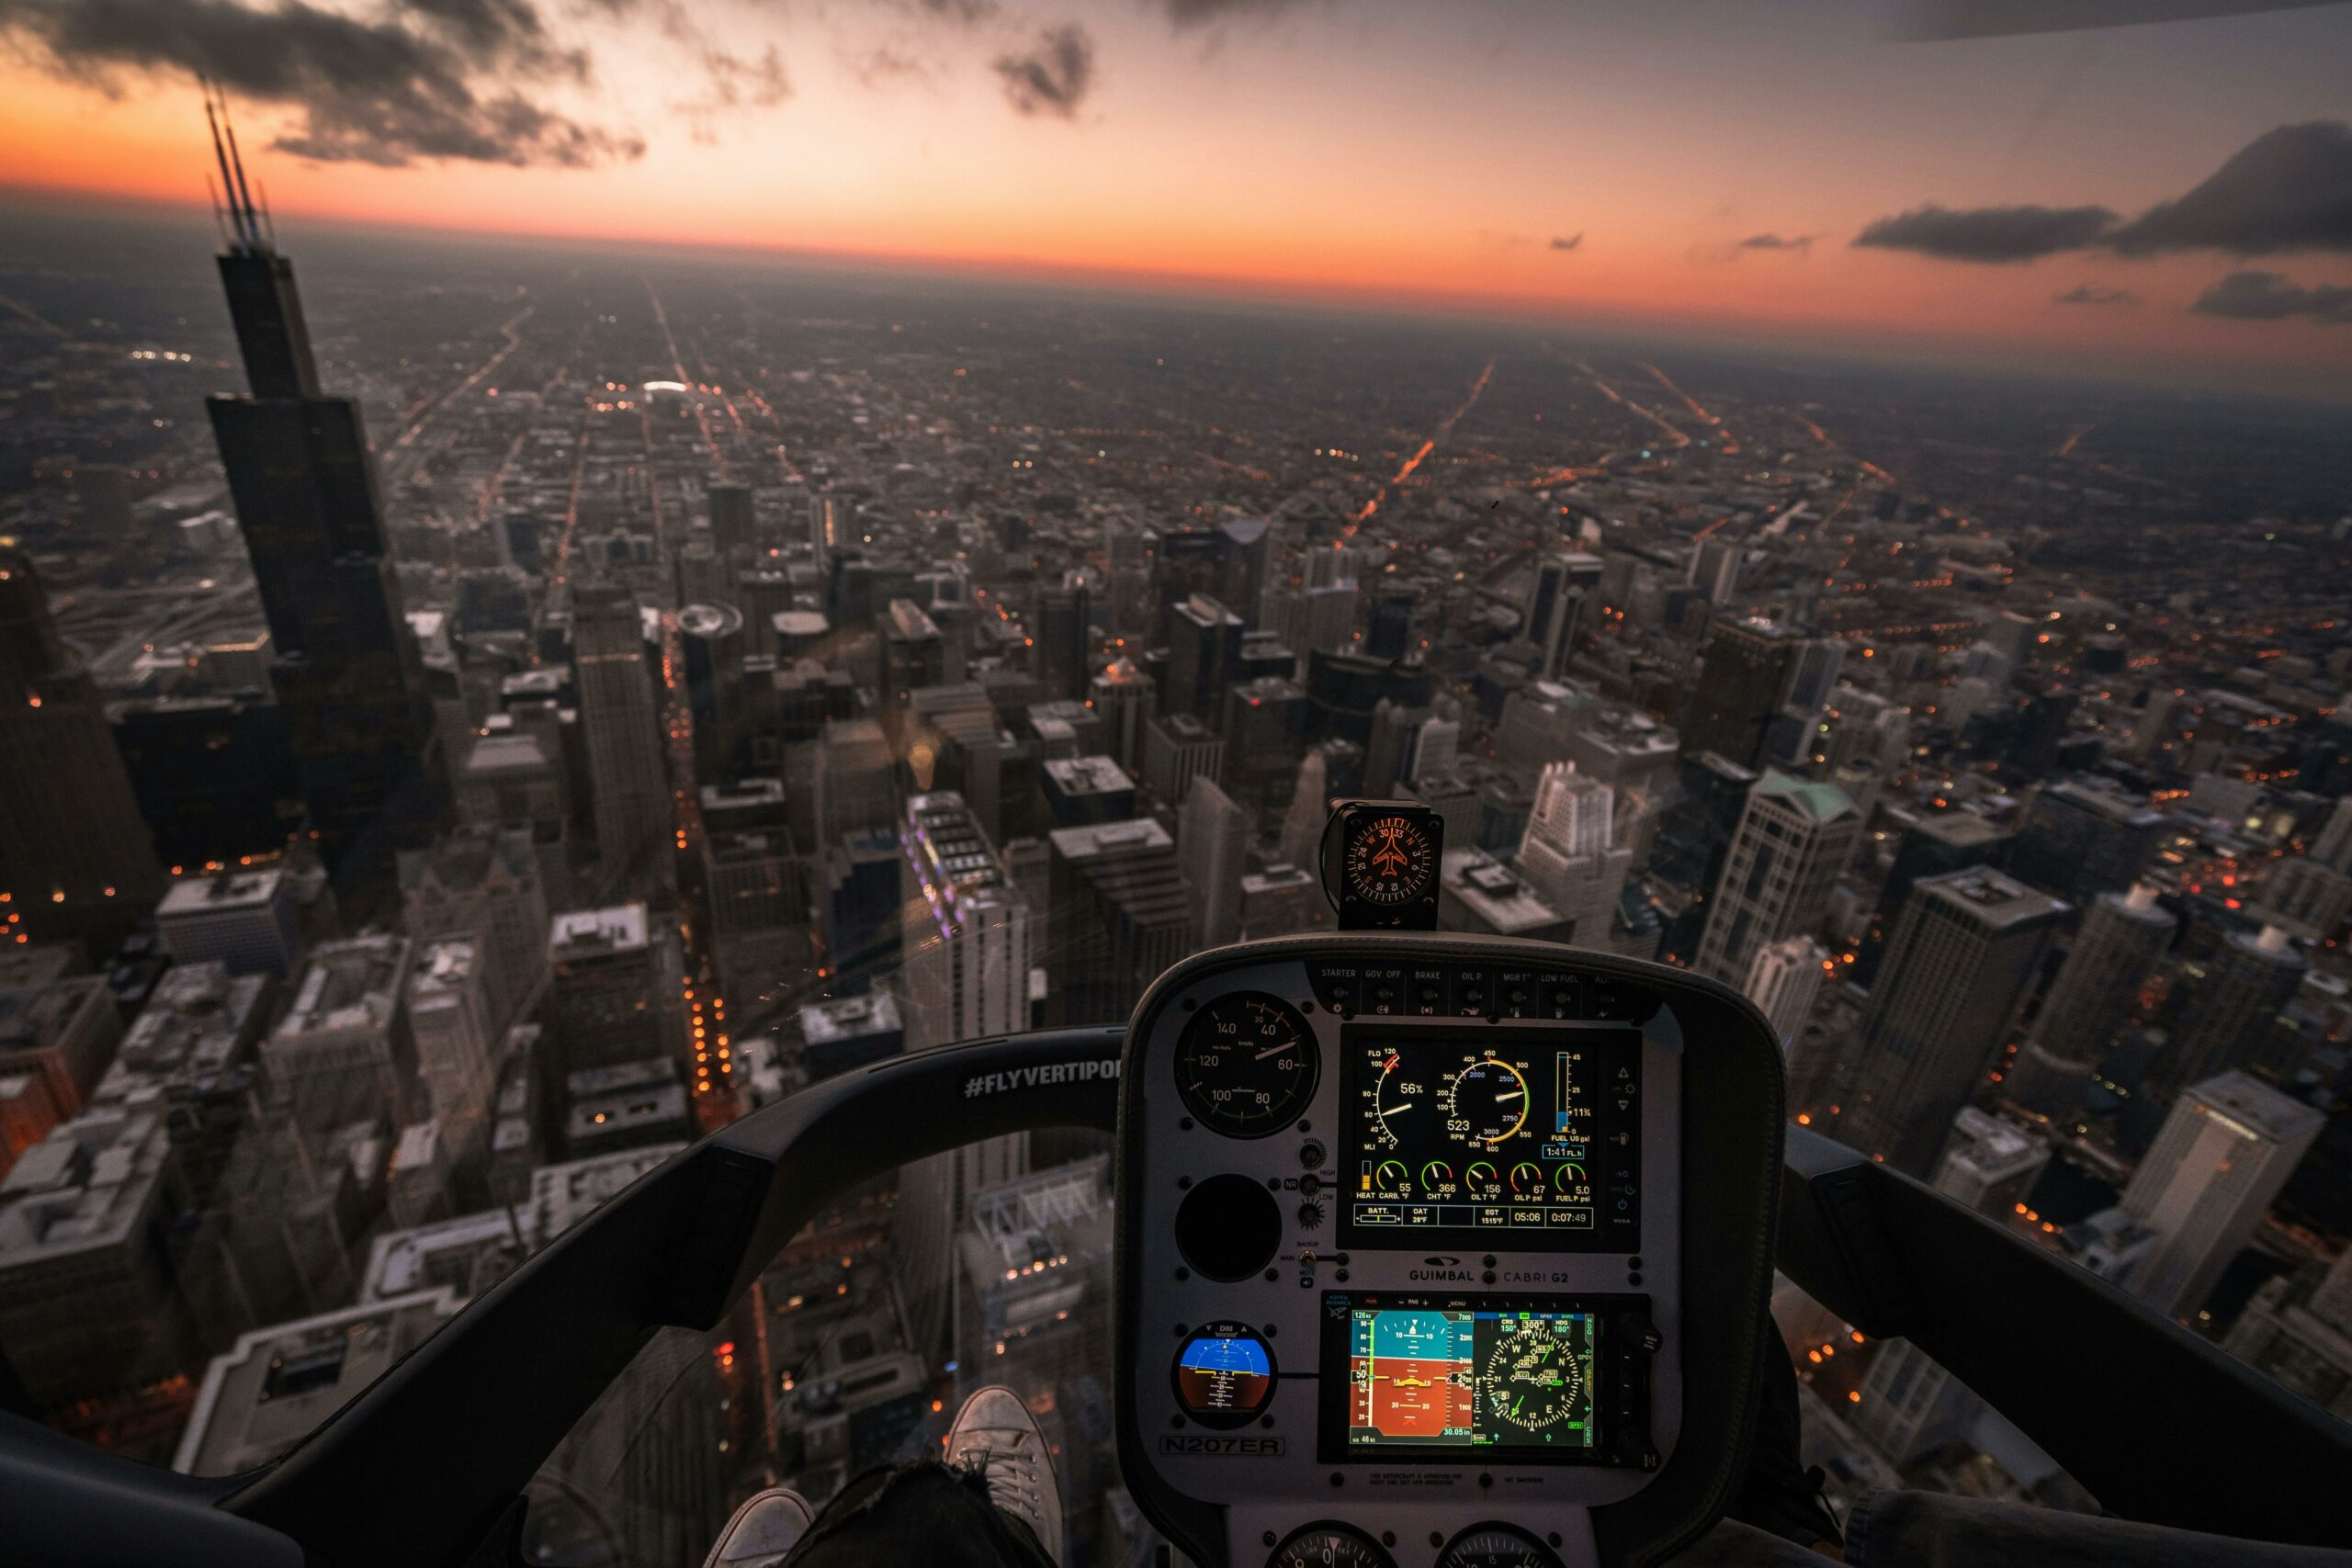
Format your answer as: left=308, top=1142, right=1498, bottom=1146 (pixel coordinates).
left=1296, top=1200, right=1326, bottom=1229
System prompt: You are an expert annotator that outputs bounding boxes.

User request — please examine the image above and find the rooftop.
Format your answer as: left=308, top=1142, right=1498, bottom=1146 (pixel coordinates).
left=0, top=1111, right=174, bottom=1265
left=157, top=870, right=285, bottom=917
left=1441, top=848, right=1567, bottom=937
left=800, top=992, right=903, bottom=1044
left=173, top=1289, right=464, bottom=1476
left=99, top=962, right=267, bottom=1103
left=277, top=935, right=410, bottom=1038
left=1042, top=756, right=1134, bottom=795
left=531, top=1143, right=687, bottom=1237
left=1754, top=770, right=1858, bottom=826
left=1050, top=818, right=1174, bottom=860
left=1915, top=867, right=2069, bottom=928
left=2185, top=1071, right=2327, bottom=1144
left=549, top=904, right=650, bottom=961
left=462, top=731, right=553, bottom=776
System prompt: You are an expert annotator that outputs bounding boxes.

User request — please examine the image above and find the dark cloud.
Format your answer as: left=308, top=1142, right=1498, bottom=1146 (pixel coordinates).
left=2107, top=121, right=2352, bottom=255
left=1550, top=233, right=1582, bottom=252
left=1736, top=232, right=1812, bottom=254
left=401, top=0, right=579, bottom=73
left=2189, top=270, right=2352, bottom=323
left=843, top=43, right=932, bottom=87
left=901, top=0, right=999, bottom=20
left=1156, top=0, right=1309, bottom=26
left=2052, top=282, right=2135, bottom=305
left=676, top=44, right=788, bottom=139
left=0, top=0, right=640, bottom=166
left=993, top=23, right=1091, bottom=118
left=1851, top=203, right=2117, bottom=262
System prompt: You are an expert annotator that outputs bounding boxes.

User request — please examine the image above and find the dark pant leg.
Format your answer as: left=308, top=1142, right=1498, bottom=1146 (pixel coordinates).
left=782, top=1461, right=1058, bottom=1568
left=1842, top=1491, right=2352, bottom=1568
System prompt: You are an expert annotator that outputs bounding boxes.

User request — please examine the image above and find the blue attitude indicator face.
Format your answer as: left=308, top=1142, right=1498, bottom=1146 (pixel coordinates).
left=1172, top=1322, right=1277, bottom=1427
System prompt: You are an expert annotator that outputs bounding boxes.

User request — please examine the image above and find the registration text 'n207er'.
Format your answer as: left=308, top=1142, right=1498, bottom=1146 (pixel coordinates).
left=1160, top=1435, right=1286, bottom=1457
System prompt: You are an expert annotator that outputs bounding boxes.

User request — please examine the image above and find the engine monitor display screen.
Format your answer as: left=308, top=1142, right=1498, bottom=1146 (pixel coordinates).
left=1342, top=1026, right=1642, bottom=1251
left=1341, top=1305, right=1600, bottom=1456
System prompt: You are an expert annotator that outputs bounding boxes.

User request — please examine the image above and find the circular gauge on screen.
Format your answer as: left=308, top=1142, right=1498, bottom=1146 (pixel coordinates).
left=1174, top=993, right=1317, bottom=1137
left=1436, top=1525, right=1566, bottom=1568
left=1345, top=811, right=1438, bottom=907
left=1446, top=1057, right=1532, bottom=1148
left=1170, top=1321, right=1277, bottom=1429
left=1267, top=1523, right=1396, bottom=1568
left=1479, top=1318, right=1587, bottom=1438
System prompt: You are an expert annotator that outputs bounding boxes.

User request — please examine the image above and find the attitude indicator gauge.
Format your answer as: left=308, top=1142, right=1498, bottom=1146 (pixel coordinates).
left=1174, top=993, right=1317, bottom=1138
left=1320, top=799, right=1443, bottom=931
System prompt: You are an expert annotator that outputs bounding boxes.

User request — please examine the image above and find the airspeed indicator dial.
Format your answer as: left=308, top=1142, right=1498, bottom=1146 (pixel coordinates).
left=1173, top=993, right=1317, bottom=1137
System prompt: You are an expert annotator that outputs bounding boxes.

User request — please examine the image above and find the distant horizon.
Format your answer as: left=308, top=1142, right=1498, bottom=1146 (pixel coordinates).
left=7, top=182, right=2348, bottom=412
left=2, top=1, right=2346, bottom=404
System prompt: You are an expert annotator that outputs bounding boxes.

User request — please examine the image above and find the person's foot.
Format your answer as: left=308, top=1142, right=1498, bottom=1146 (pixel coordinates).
left=944, top=1384, right=1064, bottom=1566
left=703, top=1486, right=816, bottom=1568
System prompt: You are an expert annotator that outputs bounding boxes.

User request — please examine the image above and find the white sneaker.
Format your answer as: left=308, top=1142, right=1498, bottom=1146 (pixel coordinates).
left=944, top=1385, right=1064, bottom=1566
left=703, top=1486, right=816, bottom=1568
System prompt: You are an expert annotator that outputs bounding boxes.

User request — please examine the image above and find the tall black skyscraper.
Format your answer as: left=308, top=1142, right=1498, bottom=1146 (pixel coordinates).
left=0, top=550, right=166, bottom=944
left=202, top=95, right=432, bottom=879
left=1682, top=617, right=1804, bottom=771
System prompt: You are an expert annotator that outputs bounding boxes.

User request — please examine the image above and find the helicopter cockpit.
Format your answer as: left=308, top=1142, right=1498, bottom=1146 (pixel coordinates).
left=5, top=803, right=2347, bottom=1568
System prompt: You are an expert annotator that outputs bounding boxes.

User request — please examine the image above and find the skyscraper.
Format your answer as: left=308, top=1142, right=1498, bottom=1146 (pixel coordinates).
left=1689, top=537, right=1741, bottom=606
left=1840, top=868, right=2064, bottom=1175
left=1167, top=594, right=1244, bottom=717
left=1046, top=818, right=1193, bottom=1026
left=2120, top=1071, right=2323, bottom=1317
left=2250, top=856, right=2352, bottom=944
left=1089, top=657, right=1155, bottom=774
left=2008, top=780, right=2165, bottom=906
left=0, top=549, right=165, bottom=943
left=2008, top=885, right=2174, bottom=1115
left=1693, top=772, right=1861, bottom=987
left=1180, top=776, right=1252, bottom=950
left=1522, top=552, right=1600, bottom=682
left=571, top=581, right=670, bottom=893
left=2311, top=795, right=2352, bottom=874
left=707, top=481, right=754, bottom=558
left=1035, top=575, right=1091, bottom=701
left=201, top=105, right=431, bottom=876
left=1682, top=618, right=1804, bottom=771
left=1742, top=936, right=1829, bottom=1051
left=2158, top=925, right=2308, bottom=1094
left=896, top=792, right=1035, bottom=1359
left=1512, top=763, right=1632, bottom=950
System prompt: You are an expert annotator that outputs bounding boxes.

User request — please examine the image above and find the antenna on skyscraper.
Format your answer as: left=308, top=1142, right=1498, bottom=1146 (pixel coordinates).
left=201, top=77, right=267, bottom=253
left=220, top=96, right=266, bottom=253
left=200, top=78, right=255, bottom=252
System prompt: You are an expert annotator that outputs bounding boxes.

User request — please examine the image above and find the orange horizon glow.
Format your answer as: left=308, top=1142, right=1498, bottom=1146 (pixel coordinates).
left=4, top=6, right=2350, bottom=398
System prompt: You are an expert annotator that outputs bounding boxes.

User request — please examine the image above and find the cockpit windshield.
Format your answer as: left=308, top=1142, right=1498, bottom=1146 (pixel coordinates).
left=0, top=4, right=2347, bottom=1565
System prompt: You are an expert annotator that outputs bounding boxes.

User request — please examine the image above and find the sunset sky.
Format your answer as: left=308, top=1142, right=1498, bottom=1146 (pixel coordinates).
left=3, top=0, right=2347, bottom=390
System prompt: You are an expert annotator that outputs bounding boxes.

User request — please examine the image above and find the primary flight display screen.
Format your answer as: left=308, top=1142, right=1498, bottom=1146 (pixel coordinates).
left=1339, top=1304, right=1600, bottom=1458
left=1341, top=1026, right=1642, bottom=1251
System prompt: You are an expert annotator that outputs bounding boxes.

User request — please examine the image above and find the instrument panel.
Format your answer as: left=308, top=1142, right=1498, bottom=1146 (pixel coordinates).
left=1116, top=937, right=1692, bottom=1568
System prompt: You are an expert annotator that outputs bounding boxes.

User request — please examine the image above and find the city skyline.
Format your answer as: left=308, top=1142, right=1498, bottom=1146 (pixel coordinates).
left=0, top=80, right=2348, bottom=1562
left=2, top=0, right=2350, bottom=396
